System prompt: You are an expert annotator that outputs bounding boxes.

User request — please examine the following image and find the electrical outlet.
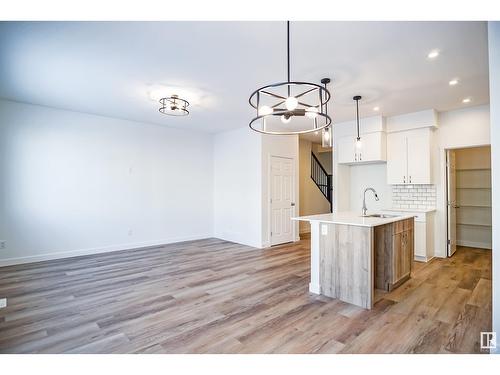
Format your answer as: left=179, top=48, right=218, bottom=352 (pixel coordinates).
left=321, top=225, right=328, bottom=236
left=0, top=241, right=5, bottom=249
left=0, top=298, right=6, bottom=309
left=128, top=229, right=133, bottom=236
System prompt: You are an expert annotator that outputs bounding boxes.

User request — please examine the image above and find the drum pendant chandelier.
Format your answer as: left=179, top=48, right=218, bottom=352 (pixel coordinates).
left=248, top=21, right=332, bottom=135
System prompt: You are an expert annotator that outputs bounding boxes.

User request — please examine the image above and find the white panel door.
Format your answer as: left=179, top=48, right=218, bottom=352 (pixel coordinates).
left=337, top=136, right=355, bottom=164
left=270, top=156, right=294, bottom=246
left=407, top=129, right=431, bottom=184
left=447, top=149, right=457, bottom=257
left=386, top=132, right=407, bottom=184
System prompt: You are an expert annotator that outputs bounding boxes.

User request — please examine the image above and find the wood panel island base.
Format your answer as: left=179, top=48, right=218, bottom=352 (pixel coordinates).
left=293, top=212, right=415, bottom=309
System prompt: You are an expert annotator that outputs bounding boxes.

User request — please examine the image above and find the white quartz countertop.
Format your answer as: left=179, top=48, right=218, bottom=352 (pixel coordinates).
left=382, top=207, right=436, bottom=213
left=292, top=211, right=416, bottom=227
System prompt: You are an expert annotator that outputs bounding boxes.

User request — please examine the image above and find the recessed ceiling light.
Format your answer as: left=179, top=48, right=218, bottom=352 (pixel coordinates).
left=373, top=106, right=380, bottom=112
left=427, top=50, right=440, bottom=59
left=449, top=79, right=459, bottom=86
left=462, top=97, right=472, bottom=104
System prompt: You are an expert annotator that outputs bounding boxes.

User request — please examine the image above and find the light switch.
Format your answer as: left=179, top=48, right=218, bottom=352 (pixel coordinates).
left=321, top=224, right=328, bottom=235
left=0, top=298, right=6, bottom=309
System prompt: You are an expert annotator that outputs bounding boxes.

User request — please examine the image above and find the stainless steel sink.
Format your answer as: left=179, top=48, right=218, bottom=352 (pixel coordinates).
left=361, top=213, right=399, bottom=218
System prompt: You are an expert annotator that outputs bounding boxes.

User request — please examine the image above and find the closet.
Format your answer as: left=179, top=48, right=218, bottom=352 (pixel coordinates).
left=449, top=146, right=492, bottom=251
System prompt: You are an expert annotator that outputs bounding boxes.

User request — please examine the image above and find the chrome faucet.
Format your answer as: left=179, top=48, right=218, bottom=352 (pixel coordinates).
left=362, top=187, right=379, bottom=216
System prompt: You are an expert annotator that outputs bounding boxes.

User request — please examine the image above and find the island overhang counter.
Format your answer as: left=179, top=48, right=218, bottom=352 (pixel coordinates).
left=292, top=212, right=415, bottom=309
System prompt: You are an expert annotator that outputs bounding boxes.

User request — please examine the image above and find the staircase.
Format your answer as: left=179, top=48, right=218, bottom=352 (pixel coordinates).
left=311, top=152, right=332, bottom=212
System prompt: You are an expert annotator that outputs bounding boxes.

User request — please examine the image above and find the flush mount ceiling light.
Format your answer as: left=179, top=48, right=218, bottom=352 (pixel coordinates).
left=449, top=78, right=459, bottom=86
left=248, top=21, right=332, bottom=135
left=159, top=95, right=189, bottom=116
left=462, top=97, right=472, bottom=104
left=373, top=106, right=380, bottom=112
left=353, top=95, right=362, bottom=149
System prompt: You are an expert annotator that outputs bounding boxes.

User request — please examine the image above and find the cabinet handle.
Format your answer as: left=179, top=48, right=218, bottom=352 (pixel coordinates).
left=359, top=153, right=362, bottom=161
left=403, top=176, right=406, bottom=184
left=355, top=153, right=357, bottom=162
left=409, top=175, right=412, bottom=183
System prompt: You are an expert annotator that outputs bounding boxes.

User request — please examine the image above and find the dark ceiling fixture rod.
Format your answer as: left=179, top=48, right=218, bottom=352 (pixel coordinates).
left=353, top=95, right=362, bottom=142
left=287, top=21, right=291, bottom=97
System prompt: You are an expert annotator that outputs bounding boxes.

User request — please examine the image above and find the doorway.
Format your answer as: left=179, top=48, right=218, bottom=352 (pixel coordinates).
left=446, top=145, right=492, bottom=257
left=298, top=137, right=332, bottom=238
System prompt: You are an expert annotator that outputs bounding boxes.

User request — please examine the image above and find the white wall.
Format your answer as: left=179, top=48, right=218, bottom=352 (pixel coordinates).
left=332, top=124, right=351, bottom=212
left=213, top=127, right=262, bottom=248
left=299, top=139, right=331, bottom=234
left=261, top=135, right=299, bottom=246
left=0, top=99, right=214, bottom=266
left=213, top=130, right=299, bottom=248
left=349, top=164, right=392, bottom=213
left=488, top=21, right=500, bottom=354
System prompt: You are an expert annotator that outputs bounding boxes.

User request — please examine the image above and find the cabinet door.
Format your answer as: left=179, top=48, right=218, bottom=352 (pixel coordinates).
left=337, top=136, right=356, bottom=164
left=358, top=132, right=386, bottom=163
left=392, top=231, right=412, bottom=284
left=386, top=132, right=407, bottom=184
left=392, top=232, right=403, bottom=284
left=407, top=129, right=431, bottom=184
left=413, top=221, right=426, bottom=258
left=401, top=230, right=412, bottom=278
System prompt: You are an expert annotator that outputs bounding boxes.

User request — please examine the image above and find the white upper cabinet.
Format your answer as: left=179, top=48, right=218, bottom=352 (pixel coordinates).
left=335, top=115, right=387, bottom=165
left=407, top=130, right=431, bottom=184
left=337, top=132, right=386, bottom=165
left=337, top=136, right=356, bottom=164
left=387, top=128, right=432, bottom=185
left=386, top=132, right=407, bottom=184
left=359, top=132, right=387, bottom=163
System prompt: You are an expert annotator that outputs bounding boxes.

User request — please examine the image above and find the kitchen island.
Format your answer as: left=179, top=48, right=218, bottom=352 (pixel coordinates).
left=292, top=212, right=415, bottom=309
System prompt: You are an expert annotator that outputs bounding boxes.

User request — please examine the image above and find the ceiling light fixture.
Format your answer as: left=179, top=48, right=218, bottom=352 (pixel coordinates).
left=159, top=95, right=189, bottom=116
left=427, top=49, right=440, bottom=59
left=354, top=95, right=362, bottom=149
left=248, top=21, right=331, bottom=135
left=373, top=106, right=380, bottom=112
left=462, top=97, right=472, bottom=104
left=449, top=79, right=459, bottom=86
left=321, top=78, right=332, bottom=147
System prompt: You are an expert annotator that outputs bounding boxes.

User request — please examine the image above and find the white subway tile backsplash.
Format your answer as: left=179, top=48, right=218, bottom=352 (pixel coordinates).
left=391, top=184, right=436, bottom=210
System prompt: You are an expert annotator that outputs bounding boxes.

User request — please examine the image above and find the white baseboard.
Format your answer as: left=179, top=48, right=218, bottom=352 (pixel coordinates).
left=457, top=240, right=492, bottom=250
left=414, top=255, right=428, bottom=262
left=309, top=283, right=320, bottom=294
left=0, top=234, right=212, bottom=267
left=414, top=255, right=435, bottom=263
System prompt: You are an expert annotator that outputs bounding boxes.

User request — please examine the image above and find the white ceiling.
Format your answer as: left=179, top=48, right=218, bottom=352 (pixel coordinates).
left=0, top=21, right=489, bottom=133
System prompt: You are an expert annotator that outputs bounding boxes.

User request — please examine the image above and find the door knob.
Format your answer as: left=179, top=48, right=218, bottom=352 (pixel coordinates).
left=291, top=202, right=295, bottom=206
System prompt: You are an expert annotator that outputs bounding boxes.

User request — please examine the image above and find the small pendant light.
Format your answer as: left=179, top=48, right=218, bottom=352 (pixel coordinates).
left=353, top=95, right=362, bottom=149
left=321, top=78, right=332, bottom=148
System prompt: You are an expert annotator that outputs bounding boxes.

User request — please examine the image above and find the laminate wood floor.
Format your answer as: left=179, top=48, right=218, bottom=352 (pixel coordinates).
left=0, top=239, right=492, bottom=354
